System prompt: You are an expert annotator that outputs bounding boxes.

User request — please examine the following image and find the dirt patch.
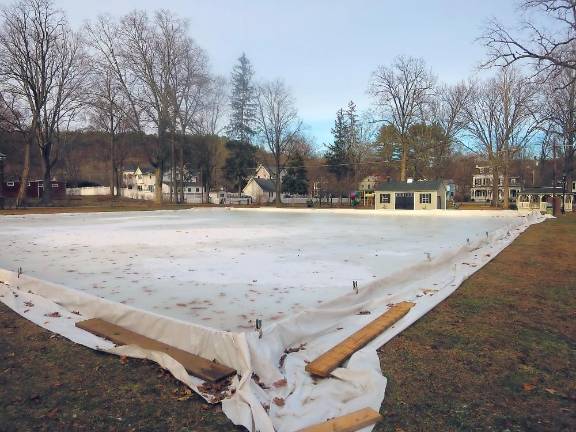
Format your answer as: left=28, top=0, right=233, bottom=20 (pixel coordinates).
left=375, top=214, right=576, bottom=432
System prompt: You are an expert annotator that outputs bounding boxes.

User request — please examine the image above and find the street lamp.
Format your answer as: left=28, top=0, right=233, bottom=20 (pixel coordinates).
left=0, top=152, right=6, bottom=210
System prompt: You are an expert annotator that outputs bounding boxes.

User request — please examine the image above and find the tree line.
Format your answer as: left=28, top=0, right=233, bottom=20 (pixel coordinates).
left=1, top=0, right=575, bottom=208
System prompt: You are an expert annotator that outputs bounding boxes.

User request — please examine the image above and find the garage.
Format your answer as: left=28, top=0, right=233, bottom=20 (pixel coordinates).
left=395, top=192, right=414, bottom=209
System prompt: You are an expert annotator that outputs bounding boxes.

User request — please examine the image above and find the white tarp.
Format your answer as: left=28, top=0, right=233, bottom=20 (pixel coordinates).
left=0, top=209, right=546, bottom=432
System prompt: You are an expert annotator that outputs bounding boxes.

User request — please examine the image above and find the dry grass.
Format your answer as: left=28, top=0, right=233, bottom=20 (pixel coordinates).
left=376, top=214, right=576, bottom=432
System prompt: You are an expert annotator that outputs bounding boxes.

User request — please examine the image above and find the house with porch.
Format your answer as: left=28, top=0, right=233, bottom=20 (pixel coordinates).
left=374, top=179, right=449, bottom=210
left=470, top=165, right=522, bottom=202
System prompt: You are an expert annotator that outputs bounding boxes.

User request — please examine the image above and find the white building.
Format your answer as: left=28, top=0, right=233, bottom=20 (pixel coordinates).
left=242, top=163, right=285, bottom=203
left=374, top=179, right=449, bottom=210
left=470, top=166, right=522, bottom=202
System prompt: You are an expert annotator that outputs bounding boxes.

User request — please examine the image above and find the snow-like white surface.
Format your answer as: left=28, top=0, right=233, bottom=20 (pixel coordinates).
left=0, top=208, right=523, bottom=331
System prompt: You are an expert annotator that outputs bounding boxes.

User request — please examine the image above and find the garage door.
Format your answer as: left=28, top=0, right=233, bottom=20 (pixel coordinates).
left=395, top=192, right=414, bottom=210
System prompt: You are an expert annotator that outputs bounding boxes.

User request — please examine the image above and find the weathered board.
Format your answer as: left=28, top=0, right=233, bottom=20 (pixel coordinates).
left=296, top=407, right=382, bottom=432
left=305, top=301, right=415, bottom=378
left=75, top=318, right=236, bottom=382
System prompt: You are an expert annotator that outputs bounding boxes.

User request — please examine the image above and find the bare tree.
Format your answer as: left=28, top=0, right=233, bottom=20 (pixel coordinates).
left=0, top=92, right=32, bottom=206
left=539, top=66, right=576, bottom=195
left=432, top=82, right=473, bottom=147
left=198, top=76, right=229, bottom=136
left=369, top=56, right=436, bottom=181
left=0, top=0, right=87, bottom=205
left=255, top=79, right=301, bottom=205
left=462, top=68, right=539, bottom=207
left=482, top=0, right=576, bottom=74
left=87, top=70, right=129, bottom=197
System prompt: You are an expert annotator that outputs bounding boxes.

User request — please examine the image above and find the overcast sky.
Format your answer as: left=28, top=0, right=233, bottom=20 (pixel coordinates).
left=52, top=0, right=519, bottom=147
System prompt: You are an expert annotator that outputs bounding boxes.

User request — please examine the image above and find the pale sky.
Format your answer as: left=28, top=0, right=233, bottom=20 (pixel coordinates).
left=39, top=0, right=519, bottom=146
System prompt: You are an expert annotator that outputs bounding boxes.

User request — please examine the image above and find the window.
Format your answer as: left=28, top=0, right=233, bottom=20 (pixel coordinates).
left=187, top=188, right=192, bottom=193
left=148, top=185, right=154, bottom=192
left=7, top=181, right=14, bottom=187
left=379, top=193, right=390, bottom=204
left=51, top=183, right=58, bottom=188
left=196, top=187, right=199, bottom=192
left=420, top=193, right=431, bottom=204
left=137, top=185, right=143, bottom=191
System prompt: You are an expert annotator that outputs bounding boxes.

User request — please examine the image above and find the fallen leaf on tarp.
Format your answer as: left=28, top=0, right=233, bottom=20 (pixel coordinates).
left=357, top=310, right=371, bottom=315
left=44, top=312, right=61, bottom=318
left=119, top=356, right=128, bottom=365
left=273, top=379, right=287, bottom=388
left=544, top=388, right=558, bottom=395
left=522, top=383, right=536, bottom=392
left=24, top=301, right=34, bottom=307
left=199, top=377, right=233, bottom=403
left=273, top=397, right=285, bottom=407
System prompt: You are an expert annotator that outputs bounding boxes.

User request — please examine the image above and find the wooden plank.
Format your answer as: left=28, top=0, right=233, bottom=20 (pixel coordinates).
left=296, top=407, right=382, bottom=432
left=305, top=301, right=415, bottom=378
left=75, top=318, right=236, bottom=382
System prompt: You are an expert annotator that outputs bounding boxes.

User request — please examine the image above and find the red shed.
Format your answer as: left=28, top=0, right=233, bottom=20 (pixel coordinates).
left=2, top=179, right=66, bottom=199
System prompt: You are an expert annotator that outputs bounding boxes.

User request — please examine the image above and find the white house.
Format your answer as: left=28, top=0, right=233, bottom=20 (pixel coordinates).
left=241, top=163, right=286, bottom=203
left=470, top=165, right=522, bottom=202
left=374, top=179, right=448, bottom=210
left=122, top=166, right=156, bottom=192
left=243, top=178, right=277, bottom=203
left=252, top=163, right=286, bottom=181
left=162, top=168, right=205, bottom=203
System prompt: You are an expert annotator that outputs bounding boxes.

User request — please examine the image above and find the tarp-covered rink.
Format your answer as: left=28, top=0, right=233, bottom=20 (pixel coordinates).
left=0, top=209, right=547, bottom=432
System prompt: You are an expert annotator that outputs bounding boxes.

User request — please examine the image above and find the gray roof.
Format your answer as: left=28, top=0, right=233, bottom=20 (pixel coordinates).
left=522, top=186, right=564, bottom=195
left=253, top=178, right=276, bottom=193
left=375, top=180, right=445, bottom=192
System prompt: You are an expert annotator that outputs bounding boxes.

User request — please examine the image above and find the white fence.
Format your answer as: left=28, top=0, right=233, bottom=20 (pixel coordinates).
left=66, top=186, right=115, bottom=196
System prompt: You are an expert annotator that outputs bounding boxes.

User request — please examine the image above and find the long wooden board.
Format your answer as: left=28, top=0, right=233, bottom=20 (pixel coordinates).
left=75, top=318, right=236, bottom=382
left=296, top=407, right=382, bottom=432
left=305, top=301, right=415, bottom=378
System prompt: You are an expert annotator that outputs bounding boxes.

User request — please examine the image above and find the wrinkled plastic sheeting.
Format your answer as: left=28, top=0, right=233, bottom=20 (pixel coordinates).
left=0, top=210, right=546, bottom=432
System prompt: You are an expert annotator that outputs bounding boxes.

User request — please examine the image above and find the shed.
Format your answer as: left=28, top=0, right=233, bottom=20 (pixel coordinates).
left=374, top=180, right=448, bottom=210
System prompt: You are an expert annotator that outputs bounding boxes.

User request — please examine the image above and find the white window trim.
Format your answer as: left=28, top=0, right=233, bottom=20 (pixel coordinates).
left=419, top=193, right=432, bottom=204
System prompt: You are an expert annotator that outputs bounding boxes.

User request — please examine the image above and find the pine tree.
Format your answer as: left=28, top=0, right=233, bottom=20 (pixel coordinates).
left=223, top=139, right=257, bottom=192
left=228, top=53, right=257, bottom=143
left=282, top=151, right=308, bottom=195
left=325, top=108, right=351, bottom=180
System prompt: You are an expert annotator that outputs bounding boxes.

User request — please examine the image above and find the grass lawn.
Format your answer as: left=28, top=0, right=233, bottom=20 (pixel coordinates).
left=0, top=213, right=574, bottom=431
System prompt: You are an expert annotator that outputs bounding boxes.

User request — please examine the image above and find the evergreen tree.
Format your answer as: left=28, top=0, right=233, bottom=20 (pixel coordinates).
left=325, top=108, right=351, bottom=180
left=223, top=139, right=257, bottom=192
left=228, top=53, right=257, bottom=142
left=282, top=151, right=308, bottom=195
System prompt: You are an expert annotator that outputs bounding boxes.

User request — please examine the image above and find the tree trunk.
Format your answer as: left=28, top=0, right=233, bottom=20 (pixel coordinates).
left=179, top=140, right=185, bottom=204
left=491, top=165, right=499, bottom=208
left=154, top=165, right=163, bottom=204
left=502, top=149, right=510, bottom=209
left=400, top=134, right=408, bottom=182
left=41, top=147, right=52, bottom=205
left=16, top=139, right=31, bottom=208
left=170, top=134, right=175, bottom=203
left=275, top=159, right=282, bottom=206
left=109, top=131, right=115, bottom=198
